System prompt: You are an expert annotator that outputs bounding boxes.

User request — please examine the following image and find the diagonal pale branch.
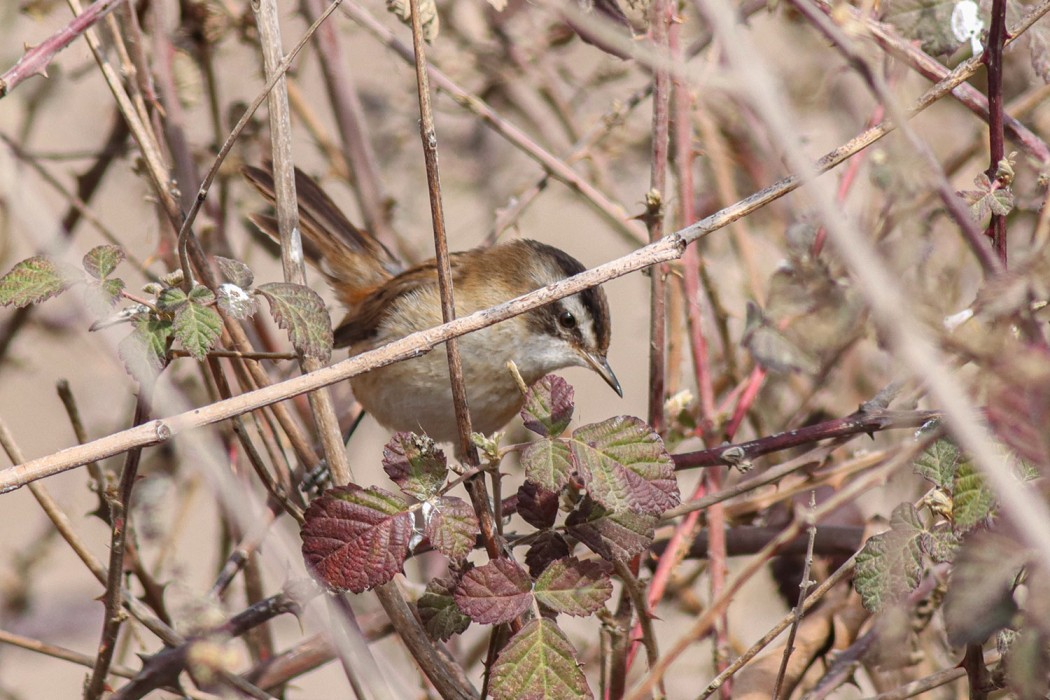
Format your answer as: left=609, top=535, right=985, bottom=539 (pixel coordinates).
left=4, top=0, right=1049, bottom=491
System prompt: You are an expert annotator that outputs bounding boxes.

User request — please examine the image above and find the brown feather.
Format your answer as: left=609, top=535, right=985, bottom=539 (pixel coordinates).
left=242, top=165, right=400, bottom=306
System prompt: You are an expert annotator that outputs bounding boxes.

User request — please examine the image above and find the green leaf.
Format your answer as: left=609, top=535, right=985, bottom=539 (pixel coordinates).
left=214, top=256, right=254, bottom=288
left=489, top=619, right=593, bottom=700
left=417, top=575, right=471, bottom=642
left=0, top=256, right=75, bottom=308
left=854, top=503, right=927, bottom=612
left=157, top=286, right=189, bottom=312
left=383, top=432, right=448, bottom=500
left=926, top=528, right=959, bottom=563
left=952, top=460, right=996, bottom=531
left=533, top=558, right=612, bottom=617
left=913, top=439, right=961, bottom=489
left=82, top=245, right=125, bottom=280
left=521, top=375, right=575, bottom=438
left=568, top=416, right=679, bottom=515
left=118, top=317, right=173, bottom=383
left=256, top=282, right=333, bottom=362
left=961, top=173, right=1015, bottom=221
left=424, top=496, right=478, bottom=562
left=300, top=484, right=412, bottom=593
left=521, top=438, right=574, bottom=493
left=173, top=285, right=222, bottom=360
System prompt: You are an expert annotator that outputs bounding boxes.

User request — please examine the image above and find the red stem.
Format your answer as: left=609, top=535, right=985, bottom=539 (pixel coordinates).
left=985, top=0, right=1008, bottom=266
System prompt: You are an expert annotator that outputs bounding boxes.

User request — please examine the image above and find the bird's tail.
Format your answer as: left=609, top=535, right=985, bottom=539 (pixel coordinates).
left=242, top=164, right=401, bottom=307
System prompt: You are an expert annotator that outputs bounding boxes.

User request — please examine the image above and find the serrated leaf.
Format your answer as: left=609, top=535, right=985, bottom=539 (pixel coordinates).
left=854, top=503, right=927, bottom=612
left=517, top=481, right=560, bottom=530
left=568, top=416, right=679, bottom=515
left=521, top=375, right=575, bottom=437
left=85, top=278, right=126, bottom=317
left=157, top=286, right=189, bottom=312
left=525, top=532, right=571, bottom=577
left=383, top=432, right=448, bottom=500
left=256, top=282, right=333, bottom=362
left=417, top=575, right=471, bottom=641
left=926, top=528, right=959, bottom=563
left=913, top=439, right=961, bottom=489
left=118, top=317, right=173, bottom=383
left=884, top=0, right=969, bottom=57
left=489, top=619, right=593, bottom=700
left=533, top=558, right=612, bottom=616
left=214, top=256, right=254, bottom=288
left=173, top=286, right=223, bottom=360
left=216, top=283, right=256, bottom=320
left=944, top=531, right=1026, bottom=646
left=425, top=496, right=478, bottom=562
left=987, top=187, right=1014, bottom=216
left=521, top=439, right=574, bottom=493
left=300, top=484, right=412, bottom=593
left=565, top=498, right=656, bottom=562
left=953, top=460, right=996, bottom=531
left=83, top=245, right=125, bottom=279
left=454, top=558, right=532, bottom=625
left=160, top=269, right=185, bottom=288
left=0, top=256, right=75, bottom=308
left=961, top=173, right=1015, bottom=220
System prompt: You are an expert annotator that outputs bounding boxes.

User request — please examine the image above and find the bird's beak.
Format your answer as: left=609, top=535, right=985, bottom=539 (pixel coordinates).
left=580, top=350, right=623, bottom=397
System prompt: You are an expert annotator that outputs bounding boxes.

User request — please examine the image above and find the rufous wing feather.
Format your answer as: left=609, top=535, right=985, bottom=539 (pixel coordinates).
left=243, top=165, right=400, bottom=306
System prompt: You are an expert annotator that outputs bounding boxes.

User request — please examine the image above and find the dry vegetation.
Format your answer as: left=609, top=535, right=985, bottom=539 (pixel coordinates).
left=1, top=0, right=1050, bottom=697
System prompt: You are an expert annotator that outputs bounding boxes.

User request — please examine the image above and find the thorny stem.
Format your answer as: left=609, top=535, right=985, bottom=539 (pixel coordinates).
left=84, top=392, right=150, bottom=700
left=672, top=407, right=939, bottom=470
left=0, top=0, right=127, bottom=97
left=985, top=0, right=1008, bottom=265
left=771, top=493, right=819, bottom=699
left=646, top=0, right=672, bottom=436
left=7, top=0, right=1050, bottom=489
left=791, top=0, right=1002, bottom=276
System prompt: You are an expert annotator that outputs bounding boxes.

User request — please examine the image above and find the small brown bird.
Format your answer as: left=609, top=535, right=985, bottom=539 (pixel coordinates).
left=244, top=166, right=621, bottom=443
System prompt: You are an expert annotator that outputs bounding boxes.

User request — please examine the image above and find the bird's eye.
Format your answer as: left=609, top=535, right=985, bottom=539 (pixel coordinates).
left=558, top=310, right=577, bottom=329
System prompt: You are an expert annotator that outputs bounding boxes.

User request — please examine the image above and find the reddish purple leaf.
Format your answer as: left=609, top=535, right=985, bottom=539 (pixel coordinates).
left=300, top=485, right=412, bottom=593
left=454, top=558, right=533, bottom=625
left=533, top=558, right=612, bottom=617
left=525, top=532, right=571, bottom=577
left=565, top=498, right=656, bottom=562
left=521, top=374, right=575, bottom=437
left=516, top=481, right=560, bottom=530
left=425, top=496, right=478, bottom=562
left=570, top=416, right=679, bottom=515
left=383, top=432, right=448, bottom=500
